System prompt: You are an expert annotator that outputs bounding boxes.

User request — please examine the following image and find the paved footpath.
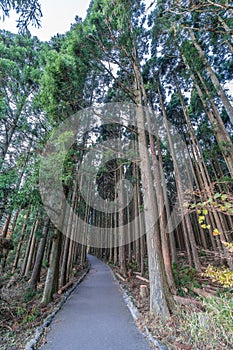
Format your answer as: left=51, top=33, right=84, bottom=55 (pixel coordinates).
left=39, top=254, right=152, bottom=350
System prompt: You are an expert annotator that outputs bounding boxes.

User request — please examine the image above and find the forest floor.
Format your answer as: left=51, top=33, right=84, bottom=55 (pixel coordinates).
left=0, top=263, right=89, bottom=350
left=110, top=251, right=233, bottom=350
left=0, top=252, right=233, bottom=350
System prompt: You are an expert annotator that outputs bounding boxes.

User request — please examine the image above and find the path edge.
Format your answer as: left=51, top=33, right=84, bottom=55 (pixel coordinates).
left=25, top=264, right=91, bottom=350
left=109, top=268, right=168, bottom=350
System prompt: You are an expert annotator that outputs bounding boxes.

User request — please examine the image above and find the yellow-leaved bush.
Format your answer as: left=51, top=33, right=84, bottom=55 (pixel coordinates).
left=203, top=265, right=233, bottom=288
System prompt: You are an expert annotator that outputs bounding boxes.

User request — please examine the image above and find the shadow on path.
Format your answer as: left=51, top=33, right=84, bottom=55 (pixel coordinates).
left=39, top=254, right=152, bottom=350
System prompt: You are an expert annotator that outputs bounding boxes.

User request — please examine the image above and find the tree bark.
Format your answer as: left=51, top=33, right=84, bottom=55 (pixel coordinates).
left=12, top=209, right=30, bottom=273
left=188, top=27, right=233, bottom=125
left=29, top=217, right=50, bottom=290
left=41, top=228, right=62, bottom=305
left=134, top=61, right=174, bottom=316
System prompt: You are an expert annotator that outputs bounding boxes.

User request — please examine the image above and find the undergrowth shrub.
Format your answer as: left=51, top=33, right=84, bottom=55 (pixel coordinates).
left=178, top=295, right=233, bottom=349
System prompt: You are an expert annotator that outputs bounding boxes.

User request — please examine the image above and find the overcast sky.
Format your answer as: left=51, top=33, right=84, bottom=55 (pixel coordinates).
left=0, top=0, right=91, bottom=41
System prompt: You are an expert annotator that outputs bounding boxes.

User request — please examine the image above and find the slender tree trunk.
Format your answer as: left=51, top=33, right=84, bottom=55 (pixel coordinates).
left=1, top=213, right=12, bottom=238
left=29, top=217, right=50, bottom=290
left=11, top=209, right=20, bottom=235
left=24, top=220, right=39, bottom=277
left=60, top=188, right=75, bottom=287
left=134, top=61, right=174, bottom=316
left=21, top=219, right=38, bottom=276
left=188, top=27, right=233, bottom=125
left=136, top=60, right=176, bottom=290
left=119, top=164, right=126, bottom=275
left=217, top=14, right=233, bottom=42
left=12, top=209, right=30, bottom=273
left=133, top=163, right=141, bottom=270
left=180, top=50, right=233, bottom=176
left=157, top=80, right=201, bottom=271
left=41, top=228, right=62, bottom=305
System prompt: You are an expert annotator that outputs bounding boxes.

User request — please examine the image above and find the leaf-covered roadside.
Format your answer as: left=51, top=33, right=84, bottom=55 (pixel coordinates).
left=111, top=250, right=233, bottom=350
left=0, top=264, right=88, bottom=350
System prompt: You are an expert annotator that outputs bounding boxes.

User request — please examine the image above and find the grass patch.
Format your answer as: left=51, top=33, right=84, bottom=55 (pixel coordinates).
left=178, top=295, right=233, bottom=349
left=141, top=294, right=233, bottom=349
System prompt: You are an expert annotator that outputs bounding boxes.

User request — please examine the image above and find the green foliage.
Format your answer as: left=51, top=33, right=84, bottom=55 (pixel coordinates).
left=0, top=30, right=48, bottom=213
left=0, top=168, right=18, bottom=200
left=126, top=260, right=138, bottom=271
left=139, top=204, right=144, bottom=213
left=42, top=259, right=49, bottom=269
left=23, top=288, right=37, bottom=302
left=16, top=306, right=27, bottom=317
left=39, top=39, right=90, bottom=121
left=22, top=308, right=40, bottom=325
left=0, top=0, right=42, bottom=31
left=172, top=263, right=199, bottom=295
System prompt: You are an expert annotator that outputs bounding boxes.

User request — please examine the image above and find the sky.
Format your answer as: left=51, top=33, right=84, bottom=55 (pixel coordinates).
left=0, top=0, right=91, bottom=41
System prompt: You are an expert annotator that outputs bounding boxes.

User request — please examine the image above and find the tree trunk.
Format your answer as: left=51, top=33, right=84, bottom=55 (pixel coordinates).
left=29, top=217, right=50, bottom=290
left=157, top=80, right=201, bottom=271
left=12, top=209, right=30, bottom=273
left=24, top=220, right=39, bottom=277
left=41, top=228, right=62, bottom=305
left=21, top=219, right=38, bottom=276
left=188, top=27, right=233, bottom=125
left=119, top=164, right=126, bottom=275
left=1, top=213, right=12, bottom=238
left=134, top=61, right=174, bottom=316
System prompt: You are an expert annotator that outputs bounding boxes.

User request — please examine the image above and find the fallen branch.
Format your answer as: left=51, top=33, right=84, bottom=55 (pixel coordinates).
left=189, top=285, right=216, bottom=298
left=115, top=272, right=126, bottom=282
left=173, top=295, right=204, bottom=309
left=5, top=324, right=13, bottom=331
left=57, top=280, right=75, bottom=295
left=135, top=275, right=149, bottom=283
left=202, top=285, right=217, bottom=295
left=133, top=272, right=142, bottom=276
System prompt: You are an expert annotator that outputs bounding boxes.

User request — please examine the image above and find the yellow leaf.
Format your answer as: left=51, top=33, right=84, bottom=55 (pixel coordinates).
left=198, top=216, right=205, bottom=223
left=213, top=228, right=221, bottom=236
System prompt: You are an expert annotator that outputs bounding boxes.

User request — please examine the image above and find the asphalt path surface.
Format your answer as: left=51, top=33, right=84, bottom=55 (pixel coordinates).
left=39, top=254, right=152, bottom=350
